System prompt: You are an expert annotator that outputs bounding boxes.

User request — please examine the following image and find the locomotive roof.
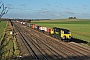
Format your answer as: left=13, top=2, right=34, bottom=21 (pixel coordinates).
left=53, top=27, right=70, bottom=31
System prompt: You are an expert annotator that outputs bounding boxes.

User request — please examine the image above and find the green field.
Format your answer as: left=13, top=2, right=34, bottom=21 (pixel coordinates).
left=0, top=21, right=7, bottom=40
left=32, top=19, right=90, bottom=42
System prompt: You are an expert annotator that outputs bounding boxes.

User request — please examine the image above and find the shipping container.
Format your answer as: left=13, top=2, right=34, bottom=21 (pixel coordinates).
left=24, top=22, right=27, bottom=26
left=30, top=24, right=33, bottom=28
left=36, top=26, right=41, bottom=30
left=42, top=27, right=47, bottom=31
left=20, top=22, right=23, bottom=24
left=22, top=22, right=26, bottom=25
left=47, top=28, right=51, bottom=33
left=16, top=21, right=19, bottom=22
left=39, top=26, right=43, bottom=31
left=26, top=23, right=30, bottom=27
left=35, top=25, right=38, bottom=29
left=32, top=24, right=37, bottom=29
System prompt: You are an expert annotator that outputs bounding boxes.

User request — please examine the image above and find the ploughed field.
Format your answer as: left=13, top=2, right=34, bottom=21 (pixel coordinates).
left=32, top=19, right=90, bottom=42
left=13, top=21, right=90, bottom=60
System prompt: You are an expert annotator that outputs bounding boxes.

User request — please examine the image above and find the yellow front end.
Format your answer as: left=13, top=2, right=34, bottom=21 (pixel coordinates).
left=61, top=30, right=71, bottom=39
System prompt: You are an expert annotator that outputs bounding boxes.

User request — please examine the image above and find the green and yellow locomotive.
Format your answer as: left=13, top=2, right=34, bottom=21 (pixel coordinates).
left=50, top=27, right=71, bottom=40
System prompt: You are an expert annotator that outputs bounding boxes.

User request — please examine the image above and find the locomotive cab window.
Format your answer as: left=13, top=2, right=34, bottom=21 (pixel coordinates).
left=64, top=30, right=70, bottom=34
left=55, top=29, right=60, bottom=32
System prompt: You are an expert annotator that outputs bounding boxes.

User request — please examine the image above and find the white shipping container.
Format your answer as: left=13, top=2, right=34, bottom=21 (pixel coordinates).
left=21, top=22, right=22, bottom=24
left=39, top=26, right=43, bottom=30
left=43, top=27, right=47, bottom=31
left=17, top=21, right=19, bottom=22
left=23, top=22, right=26, bottom=25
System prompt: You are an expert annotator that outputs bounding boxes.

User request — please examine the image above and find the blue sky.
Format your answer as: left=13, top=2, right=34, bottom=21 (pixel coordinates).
left=1, top=0, right=90, bottom=19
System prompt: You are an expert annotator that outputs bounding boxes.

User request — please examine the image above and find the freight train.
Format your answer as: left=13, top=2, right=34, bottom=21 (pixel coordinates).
left=50, top=27, right=71, bottom=40
left=17, top=21, right=72, bottom=41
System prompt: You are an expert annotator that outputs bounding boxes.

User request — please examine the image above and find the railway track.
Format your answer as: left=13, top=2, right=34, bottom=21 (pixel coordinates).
left=13, top=23, right=30, bottom=57
left=24, top=29, right=66, bottom=60
left=27, top=28, right=90, bottom=60
left=14, top=22, right=64, bottom=60
left=13, top=21, right=90, bottom=60
left=26, top=23, right=90, bottom=59
left=13, top=23, right=38, bottom=60
left=13, top=22, right=48, bottom=60
left=68, top=42, right=90, bottom=56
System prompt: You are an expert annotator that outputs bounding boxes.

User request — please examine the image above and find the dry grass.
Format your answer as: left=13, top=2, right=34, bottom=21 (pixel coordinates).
left=1, top=21, right=20, bottom=60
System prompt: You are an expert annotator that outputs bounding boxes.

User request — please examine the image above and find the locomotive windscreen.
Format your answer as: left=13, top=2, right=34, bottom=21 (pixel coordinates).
left=64, top=30, right=70, bottom=34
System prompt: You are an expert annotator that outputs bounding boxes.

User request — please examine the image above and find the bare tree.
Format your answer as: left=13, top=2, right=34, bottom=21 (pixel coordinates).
left=0, top=1, right=10, bottom=21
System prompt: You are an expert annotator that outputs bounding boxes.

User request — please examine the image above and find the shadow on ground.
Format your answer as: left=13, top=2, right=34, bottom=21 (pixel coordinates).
left=6, top=54, right=90, bottom=60
left=69, top=37, right=88, bottom=44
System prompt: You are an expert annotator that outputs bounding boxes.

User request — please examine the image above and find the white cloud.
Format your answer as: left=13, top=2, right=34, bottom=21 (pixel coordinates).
left=46, top=3, right=50, bottom=6
left=55, top=6, right=59, bottom=8
left=55, top=13, right=60, bottom=16
left=83, top=4, right=87, bottom=9
left=20, top=3, right=26, bottom=7
left=66, top=7, right=71, bottom=11
left=60, top=3, right=63, bottom=8
left=75, top=6, right=78, bottom=8
left=6, top=4, right=13, bottom=8
left=83, top=4, right=87, bottom=7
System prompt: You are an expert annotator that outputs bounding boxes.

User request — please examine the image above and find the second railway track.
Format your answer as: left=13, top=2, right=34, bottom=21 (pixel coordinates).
left=13, top=21, right=90, bottom=60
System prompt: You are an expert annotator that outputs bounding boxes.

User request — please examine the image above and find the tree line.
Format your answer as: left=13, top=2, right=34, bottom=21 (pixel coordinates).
left=68, top=17, right=77, bottom=19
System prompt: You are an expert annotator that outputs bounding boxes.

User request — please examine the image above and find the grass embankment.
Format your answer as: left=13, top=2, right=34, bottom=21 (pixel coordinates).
left=32, top=19, right=90, bottom=42
left=0, top=21, right=7, bottom=40
left=0, top=21, right=20, bottom=60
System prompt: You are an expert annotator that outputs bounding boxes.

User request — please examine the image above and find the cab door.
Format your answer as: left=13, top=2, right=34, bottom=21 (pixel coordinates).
left=54, top=28, right=60, bottom=37
left=61, top=30, right=65, bottom=39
